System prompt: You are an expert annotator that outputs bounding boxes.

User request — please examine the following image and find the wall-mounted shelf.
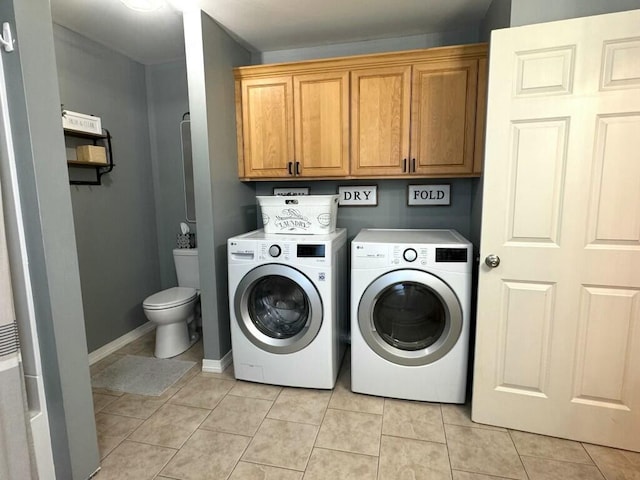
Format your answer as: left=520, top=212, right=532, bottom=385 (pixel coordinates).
left=64, top=128, right=114, bottom=185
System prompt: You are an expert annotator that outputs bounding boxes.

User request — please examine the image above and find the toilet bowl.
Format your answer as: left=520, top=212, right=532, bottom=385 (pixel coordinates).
left=143, top=248, right=201, bottom=358
left=143, top=287, right=199, bottom=358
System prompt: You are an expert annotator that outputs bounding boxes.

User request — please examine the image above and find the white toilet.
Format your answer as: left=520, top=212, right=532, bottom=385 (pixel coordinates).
left=143, top=248, right=200, bottom=358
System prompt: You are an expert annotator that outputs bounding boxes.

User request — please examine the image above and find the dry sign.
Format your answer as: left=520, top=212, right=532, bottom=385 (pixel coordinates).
left=337, top=186, right=377, bottom=206
left=407, top=184, right=450, bottom=206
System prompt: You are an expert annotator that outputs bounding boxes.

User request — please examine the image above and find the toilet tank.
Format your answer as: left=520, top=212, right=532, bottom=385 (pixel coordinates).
left=173, top=248, right=199, bottom=289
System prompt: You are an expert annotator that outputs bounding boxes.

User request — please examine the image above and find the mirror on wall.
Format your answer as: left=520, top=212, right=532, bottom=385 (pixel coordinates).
left=180, top=118, right=196, bottom=223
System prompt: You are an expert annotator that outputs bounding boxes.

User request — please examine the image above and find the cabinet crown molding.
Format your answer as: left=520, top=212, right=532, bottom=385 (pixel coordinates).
left=234, top=43, right=488, bottom=78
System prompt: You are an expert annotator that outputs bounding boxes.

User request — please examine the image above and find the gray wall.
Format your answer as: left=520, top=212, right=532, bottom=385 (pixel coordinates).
left=480, top=0, right=512, bottom=41
left=258, top=26, right=481, bottom=64
left=54, top=24, right=161, bottom=353
left=510, top=0, right=640, bottom=26
left=184, top=10, right=257, bottom=361
left=255, top=180, right=473, bottom=242
left=3, top=1, right=98, bottom=478
left=146, top=59, right=192, bottom=289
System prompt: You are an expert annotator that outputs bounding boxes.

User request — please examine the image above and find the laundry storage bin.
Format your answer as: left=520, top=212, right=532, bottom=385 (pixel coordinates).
left=257, top=194, right=339, bottom=234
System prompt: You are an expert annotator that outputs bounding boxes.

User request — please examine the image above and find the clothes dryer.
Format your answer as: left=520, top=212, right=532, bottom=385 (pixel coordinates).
left=228, top=228, right=347, bottom=389
left=351, top=229, right=472, bottom=403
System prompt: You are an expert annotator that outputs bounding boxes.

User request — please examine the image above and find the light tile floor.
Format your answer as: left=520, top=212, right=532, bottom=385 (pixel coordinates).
left=91, top=332, right=640, bottom=480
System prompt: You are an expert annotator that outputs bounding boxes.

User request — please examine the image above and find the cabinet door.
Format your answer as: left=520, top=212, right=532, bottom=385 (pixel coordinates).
left=411, top=59, right=478, bottom=175
left=294, top=72, right=350, bottom=177
left=241, top=76, right=294, bottom=178
left=351, top=66, right=411, bottom=176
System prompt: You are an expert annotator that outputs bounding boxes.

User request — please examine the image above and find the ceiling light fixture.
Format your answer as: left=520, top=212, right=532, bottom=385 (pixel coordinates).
left=120, top=0, right=165, bottom=12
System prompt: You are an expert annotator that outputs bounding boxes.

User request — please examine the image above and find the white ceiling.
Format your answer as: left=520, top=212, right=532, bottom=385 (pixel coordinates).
left=50, top=0, right=492, bottom=65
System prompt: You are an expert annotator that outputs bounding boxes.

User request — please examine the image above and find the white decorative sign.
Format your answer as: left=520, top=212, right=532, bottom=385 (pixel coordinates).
left=273, top=187, right=309, bottom=196
left=407, top=184, right=450, bottom=206
left=61, top=110, right=102, bottom=135
left=338, top=185, right=377, bottom=206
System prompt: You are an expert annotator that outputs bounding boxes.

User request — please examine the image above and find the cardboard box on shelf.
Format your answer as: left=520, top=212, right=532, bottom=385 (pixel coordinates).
left=76, top=145, right=107, bottom=164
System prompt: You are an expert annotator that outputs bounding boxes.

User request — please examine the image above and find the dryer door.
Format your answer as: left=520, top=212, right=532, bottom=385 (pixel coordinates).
left=358, top=269, right=462, bottom=366
left=234, top=264, right=323, bottom=354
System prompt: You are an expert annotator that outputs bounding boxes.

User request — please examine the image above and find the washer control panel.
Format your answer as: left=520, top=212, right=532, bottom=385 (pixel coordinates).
left=254, top=241, right=328, bottom=265
left=229, top=229, right=346, bottom=267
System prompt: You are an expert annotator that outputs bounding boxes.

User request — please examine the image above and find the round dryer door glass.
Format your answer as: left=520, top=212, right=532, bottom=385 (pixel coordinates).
left=248, top=275, right=310, bottom=339
left=373, top=282, right=445, bottom=351
left=358, top=269, right=463, bottom=366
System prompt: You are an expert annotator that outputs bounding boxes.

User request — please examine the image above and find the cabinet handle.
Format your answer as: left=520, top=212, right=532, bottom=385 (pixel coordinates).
left=288, top=161, right=293, bottom=175
left=403, top=158, right=407, bottom=173
left=411, top=158, right=416, bottom=173
left=295, top=161, right=300, bottom=175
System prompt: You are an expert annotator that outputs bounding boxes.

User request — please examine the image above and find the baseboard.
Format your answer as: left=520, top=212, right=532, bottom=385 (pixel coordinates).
left=88, top=322, right=155, bottom=365
left=201, top=349, right=232, bottom=373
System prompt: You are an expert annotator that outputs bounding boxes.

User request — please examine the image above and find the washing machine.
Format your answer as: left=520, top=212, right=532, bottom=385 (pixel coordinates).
left=351, top=228, right=472, bottom=403
left=228, top=228, right=347, bottom=389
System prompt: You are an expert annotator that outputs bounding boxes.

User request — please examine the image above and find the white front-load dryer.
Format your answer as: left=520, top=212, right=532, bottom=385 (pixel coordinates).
left=351, top=228, right=472, bottom=403
left=228, top=228, right=347, bottom=389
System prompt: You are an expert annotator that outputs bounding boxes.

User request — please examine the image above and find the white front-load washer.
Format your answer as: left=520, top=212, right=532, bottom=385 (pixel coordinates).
left=228, top=228, right=347, bottom=389
left=351, top=228, right=472, bottom=403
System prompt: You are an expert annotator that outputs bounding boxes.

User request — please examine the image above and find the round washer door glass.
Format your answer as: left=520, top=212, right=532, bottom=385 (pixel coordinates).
left=235, top=264, right=323, bottom=354
left=358, top=270, right=462, bottom=366
left=248, top=275, right=309, bottom=338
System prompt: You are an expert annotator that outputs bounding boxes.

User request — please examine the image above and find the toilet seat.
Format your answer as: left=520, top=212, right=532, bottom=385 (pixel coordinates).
left=143, top=287, right=198, bottom=310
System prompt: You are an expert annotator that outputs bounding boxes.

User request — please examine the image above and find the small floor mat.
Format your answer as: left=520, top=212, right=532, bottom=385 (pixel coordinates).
left=91, top=355, right=196, bottom=396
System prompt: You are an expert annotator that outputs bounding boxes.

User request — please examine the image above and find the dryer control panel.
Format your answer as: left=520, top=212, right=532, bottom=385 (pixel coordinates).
left=352, top=242, right=472, bottom=272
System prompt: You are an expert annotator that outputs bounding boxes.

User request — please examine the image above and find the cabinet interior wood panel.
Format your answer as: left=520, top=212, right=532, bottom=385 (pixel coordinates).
left=351, top=66, right=411, bottom=176
left=411, top=60, right=478, bottom=175
left=241, top=76, right=294, bottom=178
left=294, top=72, right=349, bottom=177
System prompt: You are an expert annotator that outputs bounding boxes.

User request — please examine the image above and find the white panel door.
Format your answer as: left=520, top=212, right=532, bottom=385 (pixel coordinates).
left=473, top=9, right=640, bottom=451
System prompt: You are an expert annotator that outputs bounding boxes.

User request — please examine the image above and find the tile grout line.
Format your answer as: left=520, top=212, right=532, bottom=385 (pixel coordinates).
left=94, top=342, right=205, bottom=473
left=580, top=444, right=610, bottom=480
left=443, top=407, right=454, bottom=479
left=120, top=366, right=208, bottom=478
left=229, top=381, right=282, bottom=475
left=506, top=429, right=531, bottom=480
left=376, top=399, right=387, bottom=480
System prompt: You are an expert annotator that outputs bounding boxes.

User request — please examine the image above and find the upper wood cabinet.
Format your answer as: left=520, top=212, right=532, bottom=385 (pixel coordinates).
left=237, top=71, right=349, bottom=180
left=351, top=66, right=412, bottom=176
left=234, top=43, right=488, bottom=181
left=294, top=72, right=350, bottom=178
left=411, top=58, right=478, bottom=176
left=240, top=76, right=293, bottom=179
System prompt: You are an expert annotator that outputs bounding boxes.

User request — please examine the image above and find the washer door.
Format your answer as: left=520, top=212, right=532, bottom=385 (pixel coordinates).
left=234, top=264, right=323, bottom=354
left=358, top=269, right=462, bottom=366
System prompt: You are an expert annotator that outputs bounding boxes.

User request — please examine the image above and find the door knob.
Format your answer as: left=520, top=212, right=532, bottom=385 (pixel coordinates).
left=485, top=254, right=500, bottom=268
